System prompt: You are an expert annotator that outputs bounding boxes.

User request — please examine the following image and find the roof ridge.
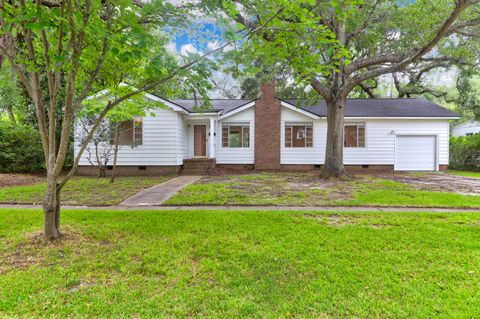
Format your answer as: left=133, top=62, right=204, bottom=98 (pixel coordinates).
left=172, top=98, right=254, bottom=101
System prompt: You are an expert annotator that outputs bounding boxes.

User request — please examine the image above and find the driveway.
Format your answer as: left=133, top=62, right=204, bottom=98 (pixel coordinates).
left=382, top=172, right=480, bottom=196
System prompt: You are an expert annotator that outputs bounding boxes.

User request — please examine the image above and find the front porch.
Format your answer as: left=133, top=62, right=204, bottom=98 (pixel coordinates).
left=186, top=115, right=217, bottom=160
left=183, top=114, right=218, bottom=174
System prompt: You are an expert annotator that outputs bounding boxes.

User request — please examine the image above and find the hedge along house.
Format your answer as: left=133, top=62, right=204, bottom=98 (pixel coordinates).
left=75, top=82, right=460, bottom=175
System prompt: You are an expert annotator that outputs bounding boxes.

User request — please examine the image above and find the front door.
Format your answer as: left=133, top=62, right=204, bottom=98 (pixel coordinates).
left=194, top=125, right=207, bottom=157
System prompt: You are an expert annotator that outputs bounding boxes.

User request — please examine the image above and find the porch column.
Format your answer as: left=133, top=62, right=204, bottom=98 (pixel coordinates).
left=209, top=117, right=215, bottom=159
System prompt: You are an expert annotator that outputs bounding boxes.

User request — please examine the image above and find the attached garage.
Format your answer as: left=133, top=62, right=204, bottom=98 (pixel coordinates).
left=395, top=135, right=437, bottom=171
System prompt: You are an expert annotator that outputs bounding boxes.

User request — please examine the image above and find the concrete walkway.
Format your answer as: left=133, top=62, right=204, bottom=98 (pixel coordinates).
left=120, top=175, right=201, bottom=206
left=1, top=204, right=480, bottom=213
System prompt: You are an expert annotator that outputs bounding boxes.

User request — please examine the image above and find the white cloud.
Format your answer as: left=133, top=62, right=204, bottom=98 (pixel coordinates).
left=180, top=44, right=199, bottom=55
left=207, top=41, right=220, bottom=50
left=166, top=42, right=177, bottom=54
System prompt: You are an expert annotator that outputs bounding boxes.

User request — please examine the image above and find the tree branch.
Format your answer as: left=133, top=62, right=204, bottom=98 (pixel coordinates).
left=348, top=0, right=477, bottom=91
left=310, top=78, right=331, bottom=100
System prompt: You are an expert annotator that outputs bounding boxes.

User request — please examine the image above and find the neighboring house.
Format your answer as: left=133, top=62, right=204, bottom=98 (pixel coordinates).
left=452, top=120, right=480, bottom=137
left=75, top=82, right=460, bottom=175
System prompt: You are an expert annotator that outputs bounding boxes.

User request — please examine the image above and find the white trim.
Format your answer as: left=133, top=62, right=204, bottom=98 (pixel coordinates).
left=221, top=122, right=251, bottom=149
left=394, top=134, right=439, bottom=171
left=280, top=101, right=321, bottom=119
left=344, top=122, right=366, bottom=148
left=344, top=117, right=459, bottom=120
left=283, top=122, right=314, bottom=148
left=209, top=117, right=215, bottom=159
left=143, top=93, right=189, bottom=114
left=85, top=83, right=189, bottom=114
left=187, top=113, right=219, bottom=117
left=219, top=102, right=256, bottom=120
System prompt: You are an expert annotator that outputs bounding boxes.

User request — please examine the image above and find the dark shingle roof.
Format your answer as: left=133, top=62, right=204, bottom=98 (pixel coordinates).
left=285, top=98, right=459, bottom=118
left=172, top=99, right=254, bottom=113
left=170, top=98, right=459, bottom=118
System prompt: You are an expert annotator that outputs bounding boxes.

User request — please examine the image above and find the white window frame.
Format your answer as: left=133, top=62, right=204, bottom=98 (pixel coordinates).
left=344, top=122, right=366, bottom=148
left=221, top=122, right=250, bottom=148
left=284, top=122, right=313, bottom=148
left=132, top=116, right=143, bottom=147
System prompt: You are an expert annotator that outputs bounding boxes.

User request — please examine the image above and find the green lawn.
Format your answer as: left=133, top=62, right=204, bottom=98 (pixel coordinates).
left=0, top=176, right=172, bottom=205
left=165, top=173, right=480, bottom=208
left=447, top=170, right=480, bottom=178
left=1, top=209, right=480, bottom=317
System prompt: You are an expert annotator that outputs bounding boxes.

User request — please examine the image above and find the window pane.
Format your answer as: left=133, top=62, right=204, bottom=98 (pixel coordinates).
left=306, top=126, right=313, bottom=147
left=358, top=126, right=365, bottom=147
left=222, top=127, right=229, bottom=147
left=117, top=120, right=134, bottom=145
left=292, top=125, right=306, bottom=147
left=243, top=126, right=250, bottom=147
left=285, top=125, right=292, bottom=147
left=229, top=126, right=242, bottom=147
left=344, top=125, right=358, bottom=147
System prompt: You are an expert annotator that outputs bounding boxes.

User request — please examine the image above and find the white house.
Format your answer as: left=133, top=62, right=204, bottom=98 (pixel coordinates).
left=75, top=82, right=460, bottom=175
left=452, top=120, right=480, bottom=137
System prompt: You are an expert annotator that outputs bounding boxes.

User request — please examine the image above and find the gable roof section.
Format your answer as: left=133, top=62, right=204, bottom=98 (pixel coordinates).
left=170, top=97, right=459, bottom=118
left=283, top=98, right=459, bottom=118
left=171, top=99, right=255, bottom=114
left=89, top=83, right=458, bottom=118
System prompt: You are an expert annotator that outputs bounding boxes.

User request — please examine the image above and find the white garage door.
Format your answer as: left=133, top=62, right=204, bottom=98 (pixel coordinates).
left=395, top=135, right=436, bottom=171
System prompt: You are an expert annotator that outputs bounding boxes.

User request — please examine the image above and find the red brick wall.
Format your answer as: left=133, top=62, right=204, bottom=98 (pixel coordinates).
left=439, top=165, right=448, bottom=171
left=254, top=81, right=281, bottom=170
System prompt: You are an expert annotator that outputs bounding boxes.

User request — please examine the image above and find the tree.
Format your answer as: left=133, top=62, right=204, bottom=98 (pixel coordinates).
left=0, top=0, right=227, bottom=240
left=77, top=116, right=113, bottom=177
left=0, top=0, right=286, bottom=240
left=456, top=68, right=480, bottom=120
left=0, top=61, right=25, bottom=124
left=214, top=0, right=480, bottom=176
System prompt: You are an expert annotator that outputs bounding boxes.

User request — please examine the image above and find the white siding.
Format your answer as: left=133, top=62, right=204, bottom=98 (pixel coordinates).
left=75, top=108, right=180, bottom=166
left=281, top=107, right=326, bottom=164
left=216, top=108, right=255, bottom=164
left=75, top=102, right=453, bottom=169
left=280, top=106, right=451, bottom=166
left=452, top=121, right=480, bottom=137
left=176, top=113, right=188, bottom=165
left=344, top=120, right=450, bottom=165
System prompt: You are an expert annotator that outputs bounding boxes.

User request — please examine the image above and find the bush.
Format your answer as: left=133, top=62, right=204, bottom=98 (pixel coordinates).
left=450, top=133, right=480, bottom=171
left=0, top=122, right=45, bottom=173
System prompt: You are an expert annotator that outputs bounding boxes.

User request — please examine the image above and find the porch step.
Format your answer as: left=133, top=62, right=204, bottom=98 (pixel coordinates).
left=182, top=158, right=216, bottom=175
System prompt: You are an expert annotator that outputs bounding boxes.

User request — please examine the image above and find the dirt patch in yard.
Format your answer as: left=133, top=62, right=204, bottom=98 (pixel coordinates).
left=168, top=171, right=480, bottom=207
left=0, top=173, right=44, bottom=188
left=0, top=227, right=114, bottom=274
left=380, top=172, right=480, bottom=196
left=198, top=173, right=354, bottom=205
left=304, top=213, right=395, bottom=228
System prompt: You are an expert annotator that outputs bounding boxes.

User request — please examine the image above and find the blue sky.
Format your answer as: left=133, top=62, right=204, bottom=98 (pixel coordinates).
left=173, top=23, right=223, bottom=54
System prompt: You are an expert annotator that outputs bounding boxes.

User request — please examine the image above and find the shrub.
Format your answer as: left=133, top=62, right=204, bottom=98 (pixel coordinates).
left=0, top=122, right=45, bottom=173
left=450, top=133, right=480, bottom=171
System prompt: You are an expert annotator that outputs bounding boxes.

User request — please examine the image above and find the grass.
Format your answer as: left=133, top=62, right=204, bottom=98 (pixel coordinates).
left=447, top=170, right=480, bottom=178
left=1, top=209, right=480, bottom=317
left=0, top=176, right=172, bottom=205
left=165, top=173, right=480, bottom=208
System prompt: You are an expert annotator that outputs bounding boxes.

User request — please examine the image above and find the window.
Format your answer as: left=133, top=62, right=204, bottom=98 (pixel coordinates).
left=113, top=117, right=143, bottom=146
left=344, top=122, right=365, bottom=147
left=285, top=123, right=313, bottom=147
left=222, top=122, right=250, bottom=148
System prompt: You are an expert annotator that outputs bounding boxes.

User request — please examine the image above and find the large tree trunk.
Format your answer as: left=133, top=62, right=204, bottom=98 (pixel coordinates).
left=43, top=175, right=60, bottom=240
left=55, top=186, right=61, bottom=234
left=323, top=97, right=346, bottom=177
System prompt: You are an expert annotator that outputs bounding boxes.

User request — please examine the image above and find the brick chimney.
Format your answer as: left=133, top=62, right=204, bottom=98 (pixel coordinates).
left=254, top=80, right=281, bottom=170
